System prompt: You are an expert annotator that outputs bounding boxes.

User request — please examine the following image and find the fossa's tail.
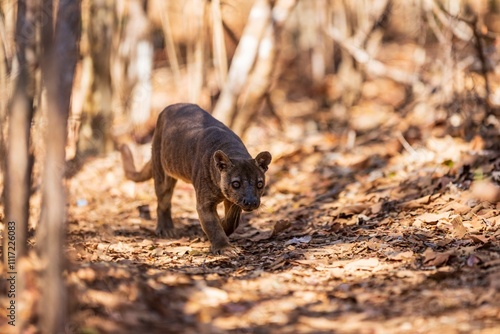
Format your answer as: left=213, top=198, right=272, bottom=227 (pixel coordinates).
left=119, top=144, right=153, bottom=182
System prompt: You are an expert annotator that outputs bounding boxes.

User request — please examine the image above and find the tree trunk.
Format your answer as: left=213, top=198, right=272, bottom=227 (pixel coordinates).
left=232, top=24, right=275, bottom=136
left=212, top=0, right=296, bottom=133
left=0, top=0, right=13, bottom=126
left=4, top=0, right=38, bottom=265
left=186, top=0, right=206, bottom=104
left=37, top=0, right=81, bottom=332
left=0, top=1, right=9, bottom=195
left=157, top=1, right=182, bottom=91
left=211, top=0, right=228, bottom=90
left=212, top=0, right=272, bottom=126
left=232, top=0, right=297, bottom=137
left=126, top=0, right=153, bottom=128
left=77, top=0, right=114, bottom=155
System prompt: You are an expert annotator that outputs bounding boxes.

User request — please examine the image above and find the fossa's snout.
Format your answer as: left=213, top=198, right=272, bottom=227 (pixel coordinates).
left=239, top=181, right=262, bottom=211
left=241, top=196, right=260, bottom=211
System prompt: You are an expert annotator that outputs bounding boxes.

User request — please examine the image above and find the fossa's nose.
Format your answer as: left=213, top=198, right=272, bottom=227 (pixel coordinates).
left=242, top=197, right=260, bottom=211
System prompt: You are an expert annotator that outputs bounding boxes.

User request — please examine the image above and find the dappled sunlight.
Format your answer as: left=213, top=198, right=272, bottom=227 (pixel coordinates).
left=1, top=0, right=500, bottom=332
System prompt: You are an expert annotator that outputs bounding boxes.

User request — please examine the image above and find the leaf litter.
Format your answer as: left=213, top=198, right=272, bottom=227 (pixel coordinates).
left=2, top=111, right=500, bottom=333
left=34, top=124, right=497, bottom=334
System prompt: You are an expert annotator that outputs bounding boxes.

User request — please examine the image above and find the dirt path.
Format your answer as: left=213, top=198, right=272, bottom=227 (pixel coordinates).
left=57, top=129, right=500, bottom=333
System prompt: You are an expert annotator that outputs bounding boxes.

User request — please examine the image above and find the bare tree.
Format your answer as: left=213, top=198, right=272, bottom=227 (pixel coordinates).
left=37, top=0, right=81, bottom=332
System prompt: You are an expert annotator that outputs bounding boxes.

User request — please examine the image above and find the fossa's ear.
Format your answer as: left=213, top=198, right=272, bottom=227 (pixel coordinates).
left=214, top=150, right=232, bottom=171
left=255, top=151, right=272, bottom=172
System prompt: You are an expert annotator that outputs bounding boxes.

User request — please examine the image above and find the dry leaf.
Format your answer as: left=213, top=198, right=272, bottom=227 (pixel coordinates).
left=388, top=250, right=414, bottom=261
left=398, top=195, right=432, bottom=210
left=370, top=202, right=383, bottom=214
left=436, top=238, right=454, bottom=247
left=271, top=219, right=292, bottom=236
left=465, top=217, right=486, bottom=232
left=450, top=215, right=467, bottom=238
left=440, top=202, right=472, bottom=215
left=467, top=234, right=489, bottom=244
left=416, top=211, right=450, bottom=224
left=249, top=232, right=274, bottom=242
left=151, top=248, right=164, bottom=257
left=332, top=204, right=370, bottom=217
left=423, top=248, right=452, bottom=267
left=169, top=246, right=192, bottom=255
left=366, top=239, right=387, bottom=251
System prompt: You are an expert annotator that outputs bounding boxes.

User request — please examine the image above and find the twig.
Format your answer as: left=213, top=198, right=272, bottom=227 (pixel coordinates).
left=431, top=1, right=473, bottom=41
left=396, top=131, right=417, bottom=156
left=425, top=5, right=447, bottom=44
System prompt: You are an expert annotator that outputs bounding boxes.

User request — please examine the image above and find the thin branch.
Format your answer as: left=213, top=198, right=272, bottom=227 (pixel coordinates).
left=432, top=1, right=473, bottom=41
left=325, top=26, right=419, bottom=85
left=396, top=131, right=417, bottom=157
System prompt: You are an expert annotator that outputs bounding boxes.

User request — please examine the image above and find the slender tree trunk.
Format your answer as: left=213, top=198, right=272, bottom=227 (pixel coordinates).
left=126, top=0, right=153, bottom=127
left=0, top=0, right=16, bottom=204
left=231, top=0, right=297, bottom=137
left=4, top=0, right=38, bottom=264
left=211, top=0, right=228, bottom=90
left=0, top=8, right=7, bottom=191
left=77, top=0, right=114, bottom=155
left=37, top=0, right=81, bottom=332
left=212, top=0, right=272, bottom=126
left=212, top=0, right=296, bottom=132
left=158, top=1, right=182, bottom=91
left=232, top=24, right=275, bottom=136
left=186, top=0, right=206, bottom=104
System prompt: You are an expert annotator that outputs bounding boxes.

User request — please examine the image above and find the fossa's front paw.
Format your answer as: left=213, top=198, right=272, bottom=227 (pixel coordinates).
left=155, top=226, right=176, bottom=238
left=211, top=242, right=241, bottom=257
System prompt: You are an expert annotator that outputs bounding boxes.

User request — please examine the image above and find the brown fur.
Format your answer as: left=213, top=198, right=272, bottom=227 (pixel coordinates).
left=120, top=103, right=272, bottom=254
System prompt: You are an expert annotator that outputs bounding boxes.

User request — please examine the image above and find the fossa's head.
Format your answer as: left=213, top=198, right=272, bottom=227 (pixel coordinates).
left=214, top=150, right=272, bottom=211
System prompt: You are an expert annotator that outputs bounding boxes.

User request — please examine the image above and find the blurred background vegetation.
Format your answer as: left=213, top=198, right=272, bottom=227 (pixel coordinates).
left=2, top=0, right=500, bottom=162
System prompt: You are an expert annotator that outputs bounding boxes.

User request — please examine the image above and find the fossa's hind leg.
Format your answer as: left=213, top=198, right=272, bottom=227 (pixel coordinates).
left=151, top=133, right=177, bottom=237
left=153, top=171, right=177, bottom=237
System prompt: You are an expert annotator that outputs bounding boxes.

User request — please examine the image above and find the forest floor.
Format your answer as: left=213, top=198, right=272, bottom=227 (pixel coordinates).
left=2, top=102, right=500, bottom=334
left=32, top=109, right=500, bottom=332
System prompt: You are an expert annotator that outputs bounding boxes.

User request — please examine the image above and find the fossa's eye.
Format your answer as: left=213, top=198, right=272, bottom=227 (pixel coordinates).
left=231, top=181, right=241, bottom=189
left=257, top=181, right=264, bottom=189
